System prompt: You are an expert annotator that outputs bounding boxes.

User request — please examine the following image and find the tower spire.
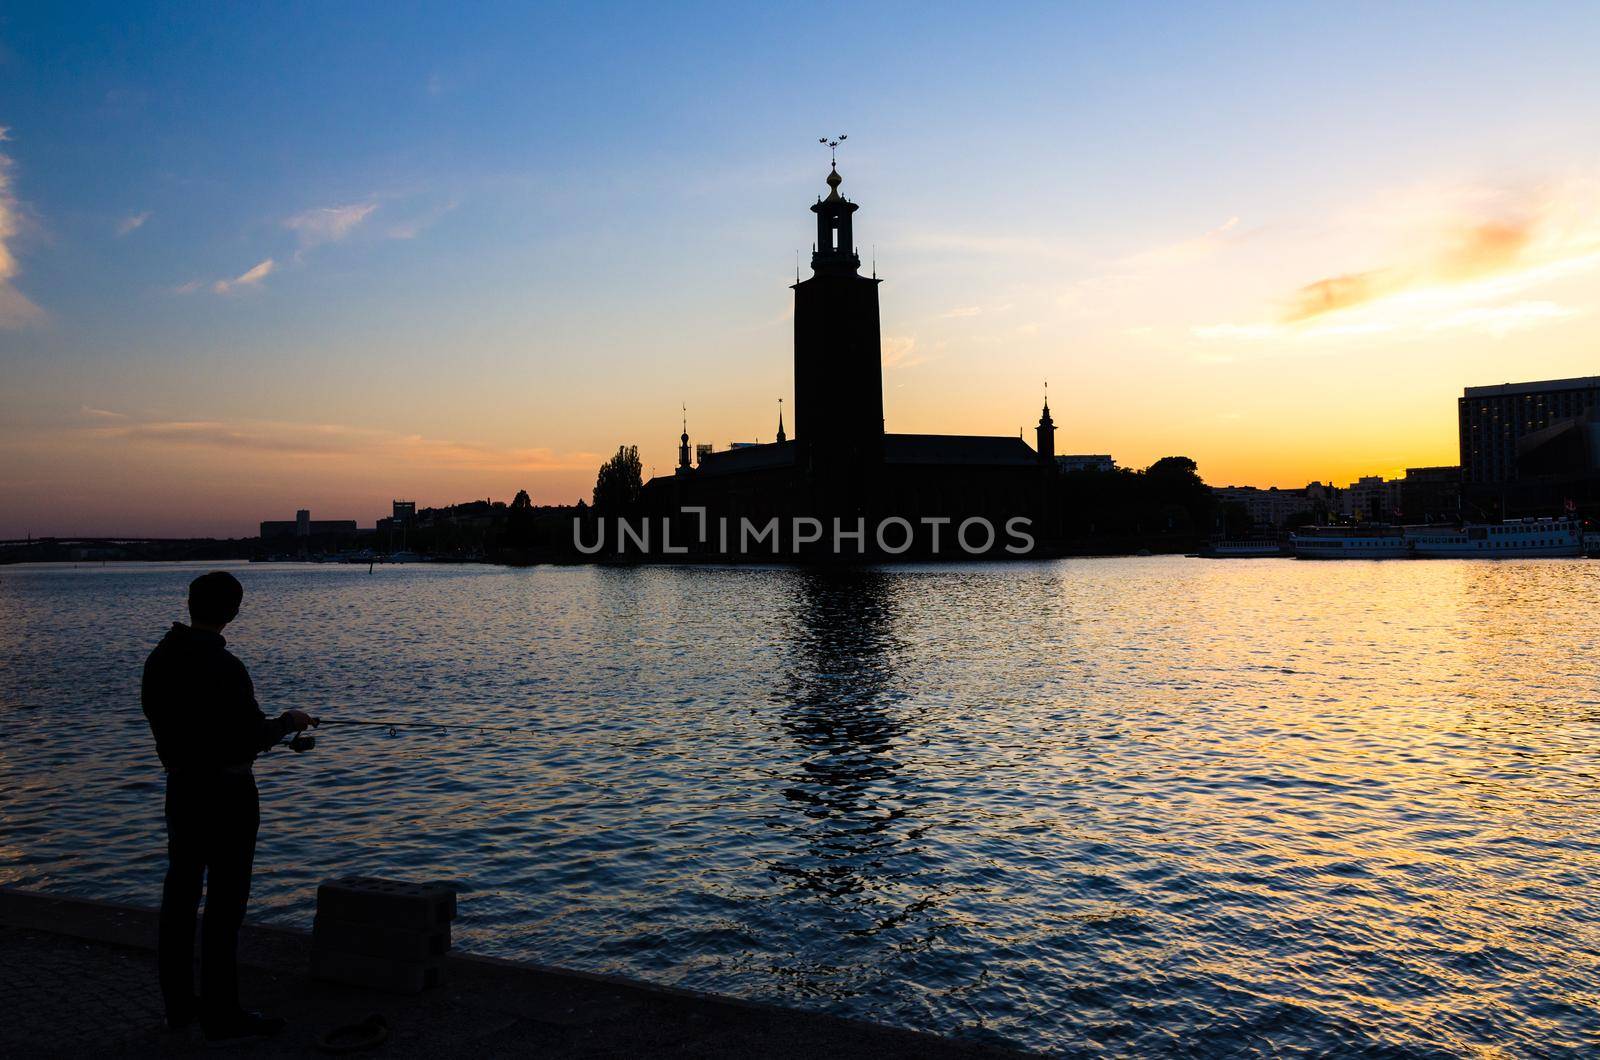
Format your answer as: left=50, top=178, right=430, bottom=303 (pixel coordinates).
left=678, top=404, right=691, bottom=470
left=809, top=136, right=861, bottom=275
left=792, top=140, right=885, bottom=471
left=1036, top=382, right=1056, bottom=464
left=776, top=397, right=786, bottom=443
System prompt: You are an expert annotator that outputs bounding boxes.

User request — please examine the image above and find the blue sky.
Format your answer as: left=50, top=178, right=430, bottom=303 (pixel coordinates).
left=4, top=3, right=1600, bottom=534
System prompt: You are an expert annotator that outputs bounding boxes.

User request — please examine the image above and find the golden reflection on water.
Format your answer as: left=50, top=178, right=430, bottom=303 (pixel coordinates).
left=0, top=558, right=1597, bottom=1055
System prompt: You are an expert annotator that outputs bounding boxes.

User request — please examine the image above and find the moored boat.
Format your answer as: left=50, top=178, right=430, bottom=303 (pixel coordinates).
left=1202, top=538, right=1285, bottom=558
left=1408, top=518, right=1583, bottom=559
left=1291, top=525, right=1410, bottom=559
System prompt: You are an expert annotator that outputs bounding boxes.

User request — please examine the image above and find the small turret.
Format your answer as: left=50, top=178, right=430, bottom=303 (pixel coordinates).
left=810, top=164, right=861, bottom=275
left=1036, top=384, right=1055, bottom=464
left=776, top=398, right=787, bottom=443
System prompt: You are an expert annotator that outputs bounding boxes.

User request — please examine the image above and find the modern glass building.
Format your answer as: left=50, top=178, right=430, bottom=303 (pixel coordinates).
left=1458, top=376, right=1600, bottom=485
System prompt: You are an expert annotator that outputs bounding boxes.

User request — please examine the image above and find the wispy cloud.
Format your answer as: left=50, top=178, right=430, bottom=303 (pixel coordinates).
left=0, top=127, right=44, bottom=328
left=1195, top=177, right=1600, bottom=344
left=284, top=202, right=377, bottom=249
left=1119, top=216, right=1241, bottom=271
left=939, top=301, right=1013, bottom=319
left=1424, top=300, right=1583, bottom=337
left=882, top=335, right=927, bottom=370
left=387, top=199, right=457, bottom=240
left=210, top=258, right=275, bottom=295
left=79, top=405, right=129, bottom=420
left=80, top=411, right=599, bottom=472
left=902, top=231, right=1082, bottom=263
left=1282, top=219, right=1532, bottom=322
left=116, top=211, right=151, bottom=236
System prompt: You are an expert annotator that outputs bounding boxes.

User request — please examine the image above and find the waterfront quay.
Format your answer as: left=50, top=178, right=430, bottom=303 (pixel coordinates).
left=0, top=888, right=1021, bottom=1058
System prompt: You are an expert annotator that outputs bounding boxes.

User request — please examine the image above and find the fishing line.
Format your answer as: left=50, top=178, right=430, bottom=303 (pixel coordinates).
left=269, top=715, right=540, bottom=752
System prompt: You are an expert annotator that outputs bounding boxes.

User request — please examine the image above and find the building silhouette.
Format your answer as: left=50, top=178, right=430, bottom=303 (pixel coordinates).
left=1459, top=376, right=1600, bottom=517
left=640, top=162, right=1056, bottom=555
left=259, top=509, right=358, bottom=539
left=1460, top=376, right=1599, bottom=486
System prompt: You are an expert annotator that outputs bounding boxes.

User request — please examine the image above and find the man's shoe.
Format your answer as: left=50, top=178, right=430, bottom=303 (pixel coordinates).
left=202, top=1010, right=288, bottom=1046
left=164, top=995, right=202, bottom=1033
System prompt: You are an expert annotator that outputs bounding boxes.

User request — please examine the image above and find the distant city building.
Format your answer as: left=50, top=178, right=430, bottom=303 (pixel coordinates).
left=1460, top=376, right=1599, bottom=486
left=1304, top=481, right=1341, bottom=510
left=1056, top=454, right=1115, bottom=474
left=1212, top=485, right=1312, bottom=528
left=1342, top=475, right=1404, bottom=522
left=417, top=499, right=498, bottom=530
left=392, top=500, right=417, bottom=526
left=694, top=443, right=714, bottom=465
left=259, top=510, right=358, bottom=539
left=1459, top=376, right=1600, bottom=517
left=1517, top=409, right=1600, bottom=479
left=1400, top=466, right=1460, bottom=524
left=1227, top=468, right=1459, bottom=527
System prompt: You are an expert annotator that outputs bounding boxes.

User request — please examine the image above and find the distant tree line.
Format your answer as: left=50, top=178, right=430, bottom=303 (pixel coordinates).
left=1053, top=455, right=1216, bottom=549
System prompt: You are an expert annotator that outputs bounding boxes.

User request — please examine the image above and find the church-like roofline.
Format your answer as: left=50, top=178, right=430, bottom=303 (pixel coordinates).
left=884, top=433, right=1040, bottom=467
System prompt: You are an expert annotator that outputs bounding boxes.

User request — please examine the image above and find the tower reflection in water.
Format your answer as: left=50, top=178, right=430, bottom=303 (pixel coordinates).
left=767, top=569, right=957, bottom=1004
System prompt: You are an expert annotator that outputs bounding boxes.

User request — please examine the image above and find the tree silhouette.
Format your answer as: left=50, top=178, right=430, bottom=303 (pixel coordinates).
left=593, top=445, right=643, bottom=511
left=1219, top=501, right=1252, bottom=537
left=1142, top=456, right=1214, bottom=533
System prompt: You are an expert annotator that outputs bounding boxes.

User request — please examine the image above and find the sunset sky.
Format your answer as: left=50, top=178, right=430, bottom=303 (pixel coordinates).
left=4, top=3, right=1600, bottom=536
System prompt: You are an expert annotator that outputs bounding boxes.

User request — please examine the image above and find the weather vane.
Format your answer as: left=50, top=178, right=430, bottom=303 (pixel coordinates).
left=818, top=134, right=847, bottom=165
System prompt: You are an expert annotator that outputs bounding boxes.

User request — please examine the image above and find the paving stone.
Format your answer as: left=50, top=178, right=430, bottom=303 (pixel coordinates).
left=311, top=946, right=446, bottom=993
left=0, top=887, right=1027, bottom=1059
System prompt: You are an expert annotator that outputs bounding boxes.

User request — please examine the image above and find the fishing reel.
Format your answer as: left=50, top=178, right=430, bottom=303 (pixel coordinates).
left=274, top=716, right=320, bottom=754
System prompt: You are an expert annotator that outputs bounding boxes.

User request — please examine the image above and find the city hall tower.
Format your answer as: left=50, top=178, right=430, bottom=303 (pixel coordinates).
left=792, top=163, right=884, bottom=474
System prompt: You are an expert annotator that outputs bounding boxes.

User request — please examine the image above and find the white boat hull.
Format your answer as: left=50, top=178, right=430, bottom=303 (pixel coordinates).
left=1409, top=521, right=1583, bottom=559
left=1292, top=539, right=1410, bottom=559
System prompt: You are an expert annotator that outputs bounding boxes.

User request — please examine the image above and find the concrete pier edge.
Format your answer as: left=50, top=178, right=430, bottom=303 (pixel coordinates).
left=0, top=886, right=1028, bottom=1057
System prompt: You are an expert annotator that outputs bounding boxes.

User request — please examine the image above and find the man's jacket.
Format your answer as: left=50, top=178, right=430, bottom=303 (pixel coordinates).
left=142, top=623, right=290, bottom=773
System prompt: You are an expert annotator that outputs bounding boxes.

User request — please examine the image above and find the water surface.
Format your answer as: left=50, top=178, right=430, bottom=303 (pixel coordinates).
left=1, top=558, right=1597, bottom=1056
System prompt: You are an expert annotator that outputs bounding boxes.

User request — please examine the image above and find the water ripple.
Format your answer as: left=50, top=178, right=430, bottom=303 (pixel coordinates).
left=1, top=558, right=1598, bottom=1056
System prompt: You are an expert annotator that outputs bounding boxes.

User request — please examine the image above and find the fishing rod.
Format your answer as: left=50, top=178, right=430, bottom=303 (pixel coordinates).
left=316, top=718, right=535, bottom=734
left=265, top=715, right=614, bottom=792
left=270, top=715, right=537, bottom=752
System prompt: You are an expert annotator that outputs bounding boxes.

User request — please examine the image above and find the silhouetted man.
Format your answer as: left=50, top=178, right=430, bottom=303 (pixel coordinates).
left=141, top=571, right=315, bottom=1044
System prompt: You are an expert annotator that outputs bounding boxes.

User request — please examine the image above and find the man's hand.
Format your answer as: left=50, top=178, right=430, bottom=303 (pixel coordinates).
left=280, top=709, right=319, bottom=732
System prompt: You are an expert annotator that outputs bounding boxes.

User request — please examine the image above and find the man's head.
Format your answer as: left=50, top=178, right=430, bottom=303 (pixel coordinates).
left=188, top=571, right=244, bottom=630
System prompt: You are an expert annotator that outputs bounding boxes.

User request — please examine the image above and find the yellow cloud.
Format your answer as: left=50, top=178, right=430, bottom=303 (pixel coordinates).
left=82, top=412, right=599, bottom=472
left=1198, top=178, right=1600, bottom=343
left=881, top=335, right=926, bottom=369
left=1283, top=218, right=1534, bottom=322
